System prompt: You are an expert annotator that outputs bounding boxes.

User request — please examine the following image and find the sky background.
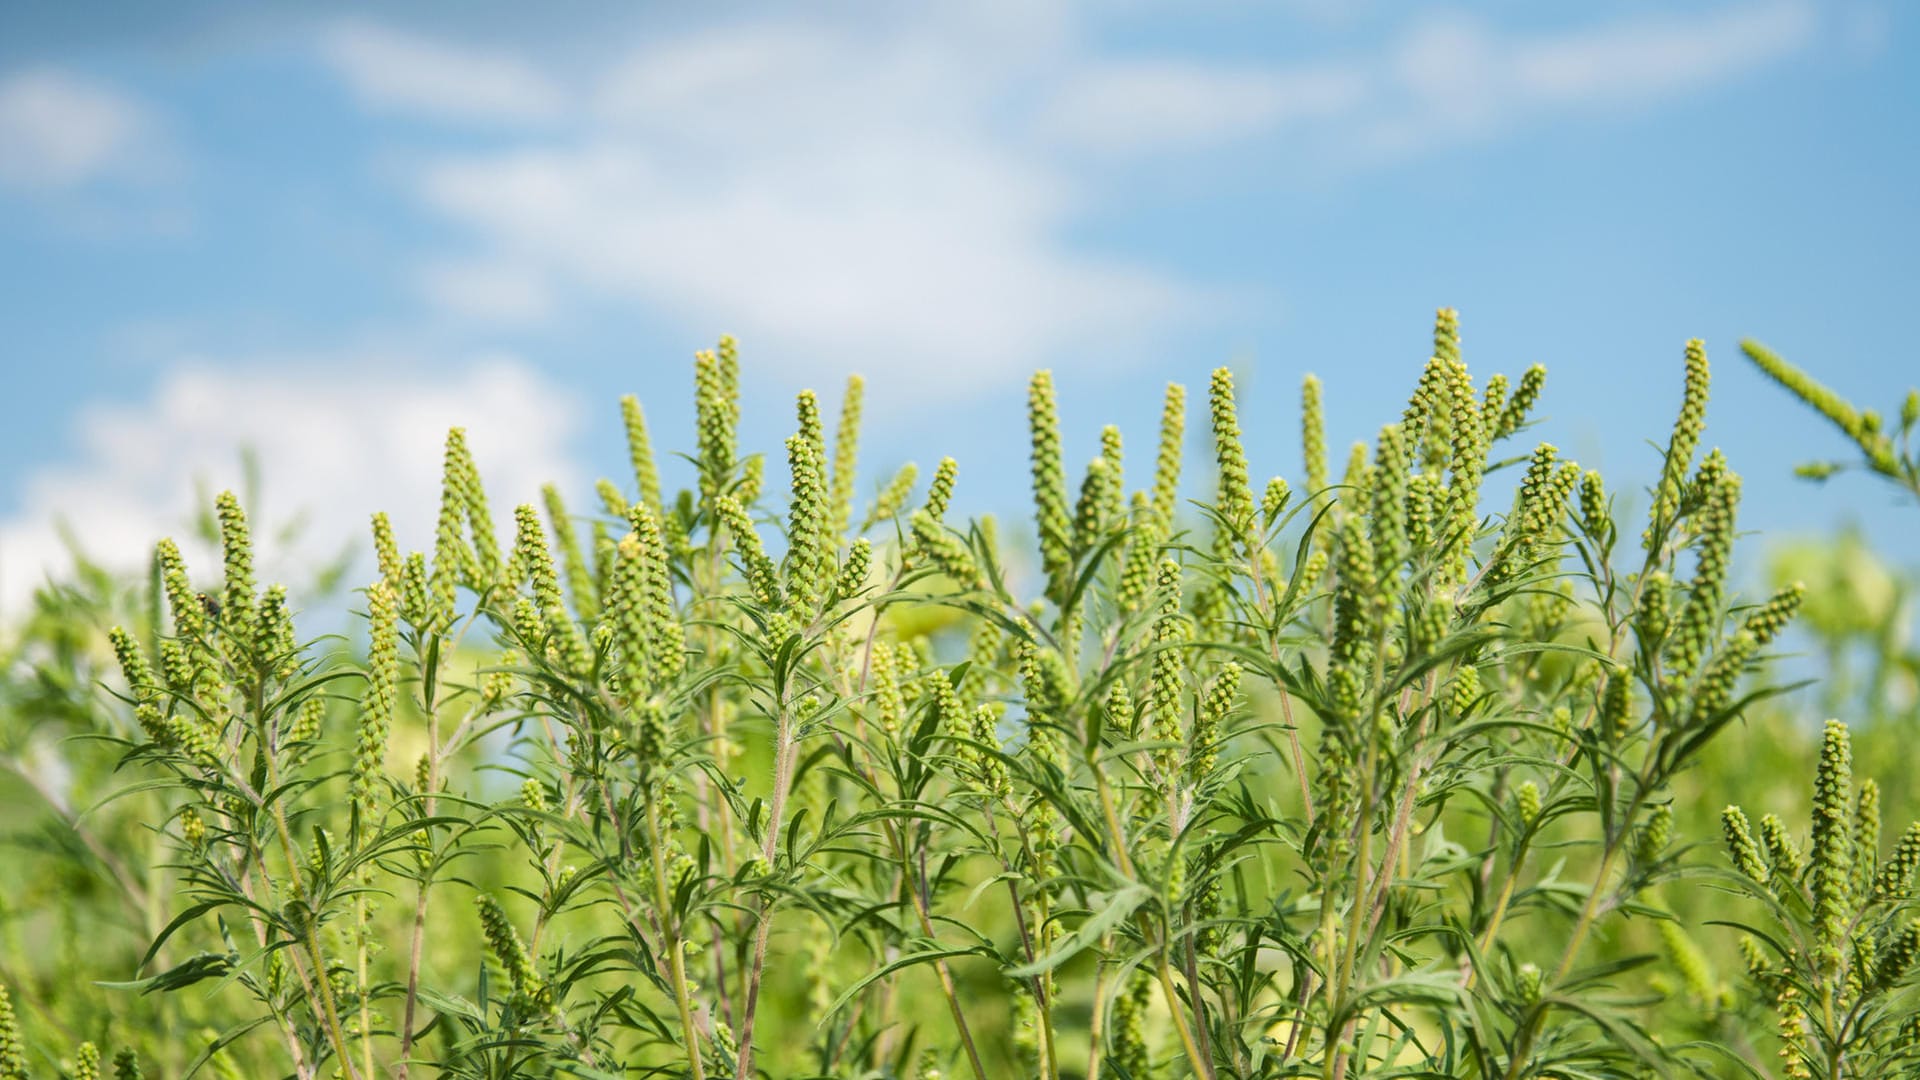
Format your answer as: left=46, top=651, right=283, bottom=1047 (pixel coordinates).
left=0, top=0, right=1914, bottom=616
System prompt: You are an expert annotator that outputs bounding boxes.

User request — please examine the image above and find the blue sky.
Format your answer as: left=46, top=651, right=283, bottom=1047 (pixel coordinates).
left=0, top=0, right=1914, bottom=614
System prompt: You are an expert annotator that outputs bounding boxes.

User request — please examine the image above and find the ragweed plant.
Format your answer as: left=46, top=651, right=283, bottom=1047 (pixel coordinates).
left=1740, top=340, right=1920, bottom=501
left=0, top=312, right=1909, bottom=1080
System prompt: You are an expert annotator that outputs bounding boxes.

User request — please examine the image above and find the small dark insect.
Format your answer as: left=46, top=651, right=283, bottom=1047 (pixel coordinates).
left=198, top=592, right=222, bottom=620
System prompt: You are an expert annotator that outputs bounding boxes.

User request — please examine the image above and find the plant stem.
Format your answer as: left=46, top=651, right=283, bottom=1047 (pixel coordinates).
left=647, top=785, right=708, bottom=1080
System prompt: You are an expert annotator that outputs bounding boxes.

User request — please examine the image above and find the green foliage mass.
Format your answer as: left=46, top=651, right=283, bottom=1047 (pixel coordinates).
left=1, top=315, right=1918, bottom=1079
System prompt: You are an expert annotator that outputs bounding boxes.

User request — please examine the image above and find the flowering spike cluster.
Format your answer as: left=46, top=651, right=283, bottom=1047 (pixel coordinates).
left=1262, top=476, right=1291, bottom=531
left=155, top=538, right=205, bottom=641
left=1744, top=582, right=1805, bottom=646
left=543, top=484, right=598, bottom=621
left=1404, top=358, right=1450, bottom=468
left=1578, top=470, right=1608, bottom=538
left=400, top=551, right=432, bottom=630
left=796, top=387, right=825, bottom=465
left=1368, top=424, right=1410, bottom=582
left=1855, top=778, right=1881, bottom=903
left=254, top=583, right=297, bottom=680
left=371, top=511, right=401, bottom=588
left=695, top=346, right=739, bottom=510
left=1099, top=425, right=1124, bottom=522
left=1879, top=823, right=1920, bottom=899
left=830, top=375, right=864, bottom=541
left=1144, top=561, right=1188, bottom=758
left=1762, top=813, right=1807, bottom=886
left=870, top=463, right=917, bottom=527
left=620, top=394, right=663, bottom=514
left=1810, top=720, right=1855, bottom=973
left=1117, top=493, right=1162, bottom=614
left=1073, top=455, right=1114, bottom=552
left=1724, top=806, right=1771, bottom=881
left=1028, top=371, right=1074, bottom=603
left=1110, top=971, right=1153, bottom=1079
left=785, top=432, right=831, bottom=612
left=1340, top=441, right=1369, bottom=498
left=717, top=496, right=780, bottom=608
left=910, top=508, right=979, bottom=589
left=870, top=641, right=906, bottom=739
left=1487, top=443, right=1566, bottom=584
left=431, top=431, right=475, bottom=622
left=354, top=581, right=398, bottom=821
left=1328, top=514, right=1380, bottom=720
left=475, top=894, right=542, bottom=1000
left=1481, top=373, right=1509, bottom=431
left=1439, top=360, right=1486, bottom=586
left=1741, top=341, right=1898, bottom=472
left=1492, top=364, right=1547, bottom=440
left=833, top=538, right=872, bottom=599
left=1210, top=367, right=1254, bottom=558
left=1638, top=803, right=1673, bottom=863
left=0, top=982, right=23, bottom=1080
left=109, top=626, right=157, bottom=705
left=449, top=429, right=502, bottom=588
left=628, top=505, right=685, bottom=684
left=514, top=504, right=590, bottom=673
left=1153, top=382, right=1186, bottom=528
left=925, top=457, right=958, bottom=522
left=1434, top=307, right=1460, bottom=365
left=1017, top=643, right=1065, bottom=773
left=1648, top=341, right=1711, bottom=546
left=215, top=490, right=255, bottom=637
left=112, top=1049, right=142, bottom=1080
left=1667, top=453, right=1740, bottom=683
left=1190, top=661, right=1240, bottom=782
left=595, top=478, right=628, bottom=520
left=75, top=1041, right=100, bottom=1080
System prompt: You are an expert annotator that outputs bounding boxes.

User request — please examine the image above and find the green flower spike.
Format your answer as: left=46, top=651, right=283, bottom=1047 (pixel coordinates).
left=1723, top=806, right=1771, bottom=882
left=830, top=375, right=864, bottom=541
left=620, top=393, right=663, bottom=514
left=784, top=431, right=831, bottom=613
left=353, top=580, right=398, bottom=821
left=1810, top=719, right=1854, bottom=974
left=543, top=484, right=598, bottom=621
left=1153, top=381, right=1187, bottom=529
left=1647, top=340, right=1711, bottom=547
left=215, top=489, right=256, bottom=636
left=371, top=510, right=401, bottom=587
left=1028, top=370, right=1074, bottom=603
left=1210, top=366, right=1254, bottom=558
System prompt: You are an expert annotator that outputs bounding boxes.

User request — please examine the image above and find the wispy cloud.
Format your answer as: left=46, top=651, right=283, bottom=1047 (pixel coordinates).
left=0, top=359, right=580, bottom=618
left=1348, top=1, right=1817, bottom=162
left=305, top=3, right=1822, bottom=398
left=319, top=21, right=567, bottom=126
left=405, top=17, right=1209, bottom=394
left=0, top=69, right=158, bottom=190
left=1034, top=62, right=1368, bottom=155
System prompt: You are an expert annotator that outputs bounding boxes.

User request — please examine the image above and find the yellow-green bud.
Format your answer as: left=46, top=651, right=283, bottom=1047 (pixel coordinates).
left=619, top=393, right=663, bottom=514
left=353, top=581, right=399, bottom=820
left=1153, top=381, right=1187, bottom=528
left=830, top=375, right=864, bottom=540
left=1029, top=370, right=1073, bottom=603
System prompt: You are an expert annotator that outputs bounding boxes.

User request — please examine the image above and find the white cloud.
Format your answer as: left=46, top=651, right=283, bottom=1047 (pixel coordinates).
left=412, top=20, right=1205, bottom=394
left=1352, top=2, right=1817, bottom=161
left=415, top=258, right=555, bottom=322
left=1035, top=61, right=1367, bottom=154
left=320, top=3, right=1819, bottom=396
left=0, top=69, right=156, bottom=189
left=0, top=359, right=581, bottom=619
left=319, top=21, right=565, bottom=125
